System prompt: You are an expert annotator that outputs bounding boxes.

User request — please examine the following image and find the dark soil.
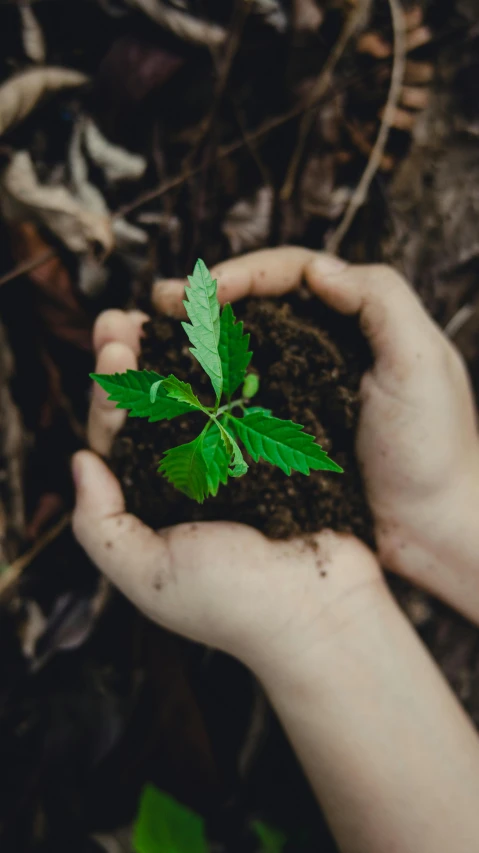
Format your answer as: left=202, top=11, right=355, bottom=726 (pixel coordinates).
left=111, top=292, right=374, bottom=544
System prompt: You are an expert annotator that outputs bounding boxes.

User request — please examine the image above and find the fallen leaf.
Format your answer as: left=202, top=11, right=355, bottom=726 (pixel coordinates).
left=69, top=119, right=147, bottom=257
left=292, top=0, right=323, bottom=31
left=0, top=150, right=114, bottom=254
left=222, top=186, right=273, bottom=254
left=10, top=221, right=92, bottom=350
left=253, top=0, right=288, bottom=31
left=125, top=0, right=226, bottom=46
left=26, top=492, right=64, bottom=540
left=19, top=599, right=47, bottom=659
left=19, top=1, right=46, bottom=64
left=83, top=117, right=147, bottom=183
left=0, top=66, right=88, bottom=138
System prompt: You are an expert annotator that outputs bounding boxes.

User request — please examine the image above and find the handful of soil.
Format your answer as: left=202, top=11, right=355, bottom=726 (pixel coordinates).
left=110, top=292, right=374, bottom=543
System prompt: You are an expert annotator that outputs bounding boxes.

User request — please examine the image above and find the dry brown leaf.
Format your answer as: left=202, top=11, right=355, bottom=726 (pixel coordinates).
left=83, top=117, right=147, bottom=183
left=222, top=186, right=273, bottom=254
left=0, top=320, right=25, bottom=565
left=19, top=600, right=47, bottom=659
left=10, top=222, right=92, bottom=350
left=300, top=154, right=352, bottom=219
left=19, top=1, right=46, bottom=64
left=90, top=828, right=133, bottom=853
left=0, top=66, right=89, bottom=138
left=125, top=0, right=226, bottom=46
left=69, top=120, right=147, bottom=258
left=0, top=151, right=114, bottom=254
left=293, top=0, right=323, bottom=31
left=253, top=0, right=288, bottom=31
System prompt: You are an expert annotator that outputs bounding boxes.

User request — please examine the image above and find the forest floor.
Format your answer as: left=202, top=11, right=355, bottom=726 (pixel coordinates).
left=0, top=1, right=478, bottom=851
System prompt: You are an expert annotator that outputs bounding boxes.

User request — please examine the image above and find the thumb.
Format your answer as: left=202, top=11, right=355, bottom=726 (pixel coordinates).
left=72, top=451, right=171, bottom=614
left=305, top=254, right=439, bottom=375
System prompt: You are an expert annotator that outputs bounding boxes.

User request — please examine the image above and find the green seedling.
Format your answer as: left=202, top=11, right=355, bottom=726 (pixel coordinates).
left=92, top=259, right=343, bottom=503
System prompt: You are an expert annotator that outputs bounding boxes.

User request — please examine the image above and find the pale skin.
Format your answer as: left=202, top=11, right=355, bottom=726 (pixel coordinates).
left=73, top=248, right=479, bottom=853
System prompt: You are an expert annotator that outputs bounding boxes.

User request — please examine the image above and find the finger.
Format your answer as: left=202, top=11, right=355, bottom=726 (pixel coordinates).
left=152, top=247, right=317, bottom=317
left=305, top=256, right=440, bottom=376
left=93, top=309, right=148, bottom=356
left=88, top=341, right=137, bottom=456
left=152, top=278, right=187, bottom=319
left=72, top=451, right=170, bottom=613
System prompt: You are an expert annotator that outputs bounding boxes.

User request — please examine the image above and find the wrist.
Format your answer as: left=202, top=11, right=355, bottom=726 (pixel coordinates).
left=383, top=453, right=479, bottom=623
left=243, top=572, right=391, bottom=693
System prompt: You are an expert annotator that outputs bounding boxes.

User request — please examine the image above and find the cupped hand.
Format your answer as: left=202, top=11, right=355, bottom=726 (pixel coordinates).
left=72, top=307, right=382, bottom=672
left=153, top=248, right=479, bottom=619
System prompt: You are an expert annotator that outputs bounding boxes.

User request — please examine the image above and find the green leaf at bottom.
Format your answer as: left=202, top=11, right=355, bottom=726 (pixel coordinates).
left=252, top=819, right=287, bottom=853
left=133, top=785, right=207, bottom=853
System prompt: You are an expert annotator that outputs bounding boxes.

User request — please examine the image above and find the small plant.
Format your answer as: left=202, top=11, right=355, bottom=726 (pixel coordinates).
left=133, top=784, right=287, bottom=853
left=92, top=259, right=343, bottom=503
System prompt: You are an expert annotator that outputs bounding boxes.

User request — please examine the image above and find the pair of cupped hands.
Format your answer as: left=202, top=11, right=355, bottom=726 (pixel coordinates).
left=73, top=247, right=479, bottom=675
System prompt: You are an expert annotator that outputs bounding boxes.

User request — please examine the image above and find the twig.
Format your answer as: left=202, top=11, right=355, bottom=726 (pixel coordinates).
left=327, top=0, right=406, bottom=254
left=444, top=303, right=476, bottom=339
left=115, top=100, right=325, bottom=220
left=0, top=249, right=55, bottom=288
left=191, top=0, right=251, bottom=157
left=280, top=0, right=370, bottom=201
left=114, top=55, right=403, bottom=221
left=0, top=512, right=71, bottom=599
left=238, top=682, right=268, bottom=779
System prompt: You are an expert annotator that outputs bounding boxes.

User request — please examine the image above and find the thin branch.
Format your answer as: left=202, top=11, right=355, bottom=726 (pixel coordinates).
left=0, top=249, right=55, bottom=288
left=280, top=0, right=370, bottom=201
left=327, top=0, right=407, bottom=254
left=444, top=303, right=476, bottom=339
left=114, top=54, right=404, bottom=221
left=0, top=512, right=71, bottom=599
left=115, top=99, right=323, bottom=220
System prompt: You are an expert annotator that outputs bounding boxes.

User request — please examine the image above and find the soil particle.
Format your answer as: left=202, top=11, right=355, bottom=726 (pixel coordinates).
left=110, top=294, right=374, bottom=544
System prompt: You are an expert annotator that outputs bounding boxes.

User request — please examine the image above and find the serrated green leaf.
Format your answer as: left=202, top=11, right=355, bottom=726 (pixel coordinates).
left=182, top=259, right=223, bottom=401
left=149, top=379, right=162, bottom=403
left=217, top=418, right=248, bottom=478
left=158, top=429, right=211, bottom=502
left=245, top=406, right=272, bottom=417
left=202, top=422, right=230, bottom=496
left=242, top=372, right=259, bottom=399
left=162, top=374, right=207, bottom=413
left=91, top=370, right=195, bottom=422
left=218, top=303, right=252, bottom=398
left=229, top=412, right=343, bottom=476
left=252, top=820, right=287, bottom=853
left=133, top=785, right=207, bottom=853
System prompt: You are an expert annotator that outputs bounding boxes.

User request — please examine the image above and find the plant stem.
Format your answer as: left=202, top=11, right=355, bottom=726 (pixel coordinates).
left=216, top=399, right=246, bottom=417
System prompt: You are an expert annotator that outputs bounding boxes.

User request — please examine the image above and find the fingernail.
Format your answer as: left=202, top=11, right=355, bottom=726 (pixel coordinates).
left=310, top=254, right=347, bottom=278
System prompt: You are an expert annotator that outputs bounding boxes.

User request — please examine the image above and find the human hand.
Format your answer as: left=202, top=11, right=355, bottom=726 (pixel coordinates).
left=153, top=248, right=479, bottom=621
left=73, top=307, right=383, bottom=673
